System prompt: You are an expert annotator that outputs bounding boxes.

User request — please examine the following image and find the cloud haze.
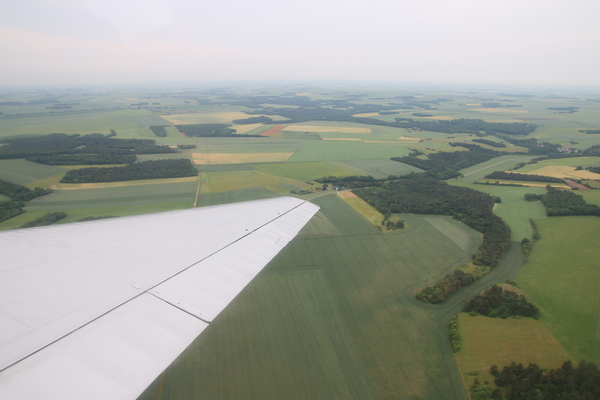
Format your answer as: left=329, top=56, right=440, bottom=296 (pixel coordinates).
left=0, top=0, right=599, bottom=86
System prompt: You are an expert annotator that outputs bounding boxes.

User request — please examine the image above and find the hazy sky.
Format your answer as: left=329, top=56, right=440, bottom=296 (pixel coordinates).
left=1, top=0, right=599, bottom=87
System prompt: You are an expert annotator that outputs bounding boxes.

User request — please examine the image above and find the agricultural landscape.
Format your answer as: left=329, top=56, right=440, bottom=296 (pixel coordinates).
left=1, top=84, right=600, bottom=399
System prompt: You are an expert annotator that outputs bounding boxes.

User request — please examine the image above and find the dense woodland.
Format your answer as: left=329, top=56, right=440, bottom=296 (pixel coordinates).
left=0, top=133, right=177, bottom=161
left=232, top=116, right=274, bottom=124
left=392, top=143, right=502, bottom=179
left=464, top=285, right=540, bottom=319
left=0, top=180, right=53, bottom=222
left=60, top=159, right=198, bottom=183
left=26, top=152, right=136, bottom=165
left=417, top=270, right=478, bottom=304
left=354, top=176, right=511, bottom=267
left=19, top=212, right=67, bottom=228
left=526, top=186, right=600, bottom=216
left=490, top=361, right=600, bottom=399
left=484, top=171, right=565, bottom=183
left=149, top=125, right=168, bottom=137
left=175, top=124, right=263, bottom=137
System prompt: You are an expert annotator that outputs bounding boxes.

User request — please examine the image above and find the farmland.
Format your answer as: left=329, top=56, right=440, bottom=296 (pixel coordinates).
left=1, top=85, right=600, bottom=399
left=517, top=216, right=600, bottom=364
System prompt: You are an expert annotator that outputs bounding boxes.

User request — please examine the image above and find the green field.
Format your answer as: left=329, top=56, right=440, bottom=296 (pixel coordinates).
left=337, top=159, right=424, bottom=179
left=514, top=156, right=600, bottom=173
left=0, top=159, right=66, bottom=185
left=517, top=216, right=600, bottom=364
left=141, top=197, right=485, bottom=400
left=289, top=140, right=409, bottom=162
left=252, top=161, right=355, bottom=181
left=0, top=109, right=170, bottom=137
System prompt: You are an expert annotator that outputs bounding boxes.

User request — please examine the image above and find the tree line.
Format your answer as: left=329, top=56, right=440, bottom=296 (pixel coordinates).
left=417, top=269, right=478, bottom=304
left=175, top=123, right=264, bottom=137
left=392, top=143, right=503, bottom=179
left=525, top=186, right=600, bottom=216
left=472, top=138, right=507, bottom=148
left=149, top=125, right=168, bottom=137
left=464, top=285, right=540, bottom=319
left=19, top=212, right=67, bottom=228
left=0, top=179, right=53, bottom=222
left=0, top=133, right=178, bottom=162
left=484, top=171, right=565, bottom=183
left=60, top=159, right=198, bottom=183
left=490, top=361, right=600, bottom=399
left=354, top=176, right=511, bottom=267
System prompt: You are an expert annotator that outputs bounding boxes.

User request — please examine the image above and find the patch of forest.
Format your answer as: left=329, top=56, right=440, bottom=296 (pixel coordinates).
left=26, top=152, right=136, bottom=165
left=60, top=159, right=198, bottom=183
left=392, top=143, right=503, bottom=179
left=525, top=186, right=600, bottom=216
left=175, top=123, right=264, bottom=137
left=354, top=176, right=511, bottom=267
left=232, top=116, right=274, bottom=124
left=0, top=179, right=53, bottom=222
left=19, top=212, right=67, bottom=228
left=489, top=361, right=600, bottom=400
left=0, top=133, right=177, bottom=161
left=417, top=269, right=479, bottom=304
left=464, top=285, right=540, bottom=319
left=484, top=171, right=565, bottom=183
left=580, top=129, right=600, bottom=134
left=149, top=125, right=168, bottom=137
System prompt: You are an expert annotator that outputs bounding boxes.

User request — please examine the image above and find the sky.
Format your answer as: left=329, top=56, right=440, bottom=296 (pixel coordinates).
left=0, top=0, right=599, bottom=87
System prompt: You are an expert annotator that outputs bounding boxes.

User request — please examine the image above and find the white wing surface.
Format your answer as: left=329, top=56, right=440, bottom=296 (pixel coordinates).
left=0, top=197, right=318, bottom=400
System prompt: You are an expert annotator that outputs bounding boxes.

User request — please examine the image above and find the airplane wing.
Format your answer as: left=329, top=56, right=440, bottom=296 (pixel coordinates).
left=0, top=196, right=319, bottom=400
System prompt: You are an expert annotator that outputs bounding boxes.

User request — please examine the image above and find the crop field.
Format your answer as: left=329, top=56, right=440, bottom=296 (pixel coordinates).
left=454, top=155, right=539, bottom=184
left=192, top=152, right=293, bottom=164
left=289, top=140, right=409, bottom=162
left=193, top=187, right=278, bottom=208
left=141, top=197, right=487, bottom=400
left=455, top=313, right=573, bottom=390
left=0, top=159, right=66, bottom=185
left=514, top=156, right=600, bottom=173
left=161, top=112, right=287, bottom=125
left=517, top=216, right=600, bottom=364
left=338, top=192, right=385, bottom=227
left=297, top=210, right=341, bottom=237
left=520, top=165, right=600, bottom=180
left=283, top=124, right=372, bottom=134
left=194, top=137, right=301, bottom=153
left=451, top=182, right=547, bottom=241
left=200, top=170, right=306, bottom=193
left=23, top=180, right=196, bottom=212
left=336, top=159, right=421, bottom=178
left=0, top=109, right=170, bottom=137
left=252, top=161, right=355, bottom=181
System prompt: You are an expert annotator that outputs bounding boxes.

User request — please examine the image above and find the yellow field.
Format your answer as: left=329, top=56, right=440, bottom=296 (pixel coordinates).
left=455, top=313, right=573, bottom=390
left=352, top=112, right=380, bottom=118
left=422, top=116, right=458, bottom=121
left=55, top=176, right=198, bottom=190
left=338, top=192, right=385, bottom=227
left=524, top=166, right=600, bottom=180
left=192, top=152, right=293, bottom=164
left=162, top=112, right=287, bottom=125
left=322, top=138, right=362, bottom=141
left=469, top=108, right=530, bottom=113
left=231, top=123, right=263, bottom=133
left=398, top=136, right=417, bottom=141
left=283, top=125, right=371, bottom=134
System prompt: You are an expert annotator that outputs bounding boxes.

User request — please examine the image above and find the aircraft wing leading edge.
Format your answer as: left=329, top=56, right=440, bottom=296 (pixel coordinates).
left=0, top=197, right=319, bottom=400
